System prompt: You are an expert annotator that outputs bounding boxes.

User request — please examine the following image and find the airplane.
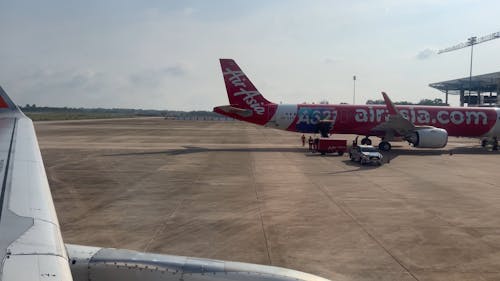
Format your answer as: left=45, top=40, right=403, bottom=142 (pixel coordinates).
left=214, top=59, right=500, bottom=151
left=0, top=86, right=331, bottom=281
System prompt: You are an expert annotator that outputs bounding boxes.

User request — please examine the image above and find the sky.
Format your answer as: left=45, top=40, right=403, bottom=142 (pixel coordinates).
left=1, top=0, right=500, bottom=110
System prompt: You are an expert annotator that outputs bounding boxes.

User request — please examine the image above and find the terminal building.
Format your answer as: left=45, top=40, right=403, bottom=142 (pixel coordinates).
left=429, top=72, right=500, bottom=107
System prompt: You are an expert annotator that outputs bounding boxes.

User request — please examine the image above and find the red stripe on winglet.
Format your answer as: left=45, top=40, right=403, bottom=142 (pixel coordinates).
left=0, top=96, right=9, bottom=108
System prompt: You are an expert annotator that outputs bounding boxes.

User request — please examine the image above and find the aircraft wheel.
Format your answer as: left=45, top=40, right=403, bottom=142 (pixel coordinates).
left=379, top=141, right=391, bottom=151
left=481, top=139, right=488, bottom=147
left=361, top=137, right=372, bottom=145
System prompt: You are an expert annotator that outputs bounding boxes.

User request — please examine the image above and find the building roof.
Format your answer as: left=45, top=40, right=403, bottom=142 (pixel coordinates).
left=429, top=72, right=500, bottom=95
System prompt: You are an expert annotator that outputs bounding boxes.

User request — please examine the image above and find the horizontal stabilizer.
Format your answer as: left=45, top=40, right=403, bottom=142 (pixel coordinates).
left=214, top=105, right=253, bottom=118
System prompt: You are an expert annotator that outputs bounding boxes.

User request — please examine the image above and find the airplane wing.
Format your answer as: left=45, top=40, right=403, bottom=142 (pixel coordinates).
left=66, top=244, right=331, bottom=281
left=0, top=87, right=73, bottom=281
left=371, top=92, right=416, bottom=136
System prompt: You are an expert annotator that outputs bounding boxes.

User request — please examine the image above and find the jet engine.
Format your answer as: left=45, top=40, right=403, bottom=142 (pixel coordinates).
left=406, top=128, right=448, bottom=148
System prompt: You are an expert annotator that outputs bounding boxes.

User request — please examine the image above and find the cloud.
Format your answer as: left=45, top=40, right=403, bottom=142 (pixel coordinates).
left=4, top=61, right=196, bottom=109
left=7, top=67, right=126, bottom=106
left=162, top=64, right=189, bottom=76
left=416, top=48, right=437, bottom=60
left=323, top=57, right=343, bottom=64
left=60, top=70, right=108, bottom=91
left=129, top=64, right=190, bottom=88
left=13, top=68, right=110, bottom=92
left=183, top=7, right=195, bottom=16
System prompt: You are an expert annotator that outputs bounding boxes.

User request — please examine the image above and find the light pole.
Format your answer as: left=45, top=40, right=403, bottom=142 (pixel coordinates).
left=468, top=36, right=476, bottom=104
left=353, top=75, right=356, bottom=104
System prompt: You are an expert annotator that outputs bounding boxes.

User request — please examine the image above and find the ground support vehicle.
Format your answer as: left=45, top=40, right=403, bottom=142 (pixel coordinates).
left=349, top=145, right=383, bottom=165
left=315, top=138, right=348, bottom=155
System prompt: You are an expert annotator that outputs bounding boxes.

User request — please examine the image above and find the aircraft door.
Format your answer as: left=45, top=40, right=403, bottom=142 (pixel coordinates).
left=266, top=104, right=297, bottom=130
left=340, top=110, right=348, bottom=124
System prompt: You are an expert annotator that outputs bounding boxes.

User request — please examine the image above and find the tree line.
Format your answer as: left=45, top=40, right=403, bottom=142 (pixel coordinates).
left=365, top=98, right=448, bottom=106
left=20, top=104, right=219, bottom=118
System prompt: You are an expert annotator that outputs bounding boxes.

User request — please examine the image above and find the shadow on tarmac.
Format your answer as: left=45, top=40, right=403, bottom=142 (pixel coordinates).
left=333, top=159, right=383, bottom=173
left=324, top=146, right=499, bottom=174
left=383, top=146, right=499, bottom=162
left=104, top=146, right=307, bottom=157
left=304, top=152, right=345, bottom=157
left=104, top=145, right=498, bottom=159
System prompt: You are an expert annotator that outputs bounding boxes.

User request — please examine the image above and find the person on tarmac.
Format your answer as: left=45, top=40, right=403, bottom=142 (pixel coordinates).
left=352, top=136, right=359, bottom=147
left=314, top=137, right=319, bottom=151
left=301, top=134, right=306, bottom=147
left=308, top=136, right=313, bottom=151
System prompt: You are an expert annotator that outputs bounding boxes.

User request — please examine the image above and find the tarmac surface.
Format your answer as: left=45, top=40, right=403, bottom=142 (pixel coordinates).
left=35, top=118, right=500, bottom=281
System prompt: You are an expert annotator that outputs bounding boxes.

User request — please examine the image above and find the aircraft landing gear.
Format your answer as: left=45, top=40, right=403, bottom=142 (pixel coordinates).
left=480, top=137, right=498, bottom=150
left=481, top=139, right=488, bottom=147
left=378, top=141, right=391, bottom=151
left=361, top=137, right=372, bottom=145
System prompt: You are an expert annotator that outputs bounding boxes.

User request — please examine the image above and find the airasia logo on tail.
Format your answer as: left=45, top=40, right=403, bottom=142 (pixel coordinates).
left=223, top=68, right=265, bottom=115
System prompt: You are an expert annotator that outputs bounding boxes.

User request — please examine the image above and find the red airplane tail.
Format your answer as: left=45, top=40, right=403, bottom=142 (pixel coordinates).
left=215, top=59, right=276, bottom=125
